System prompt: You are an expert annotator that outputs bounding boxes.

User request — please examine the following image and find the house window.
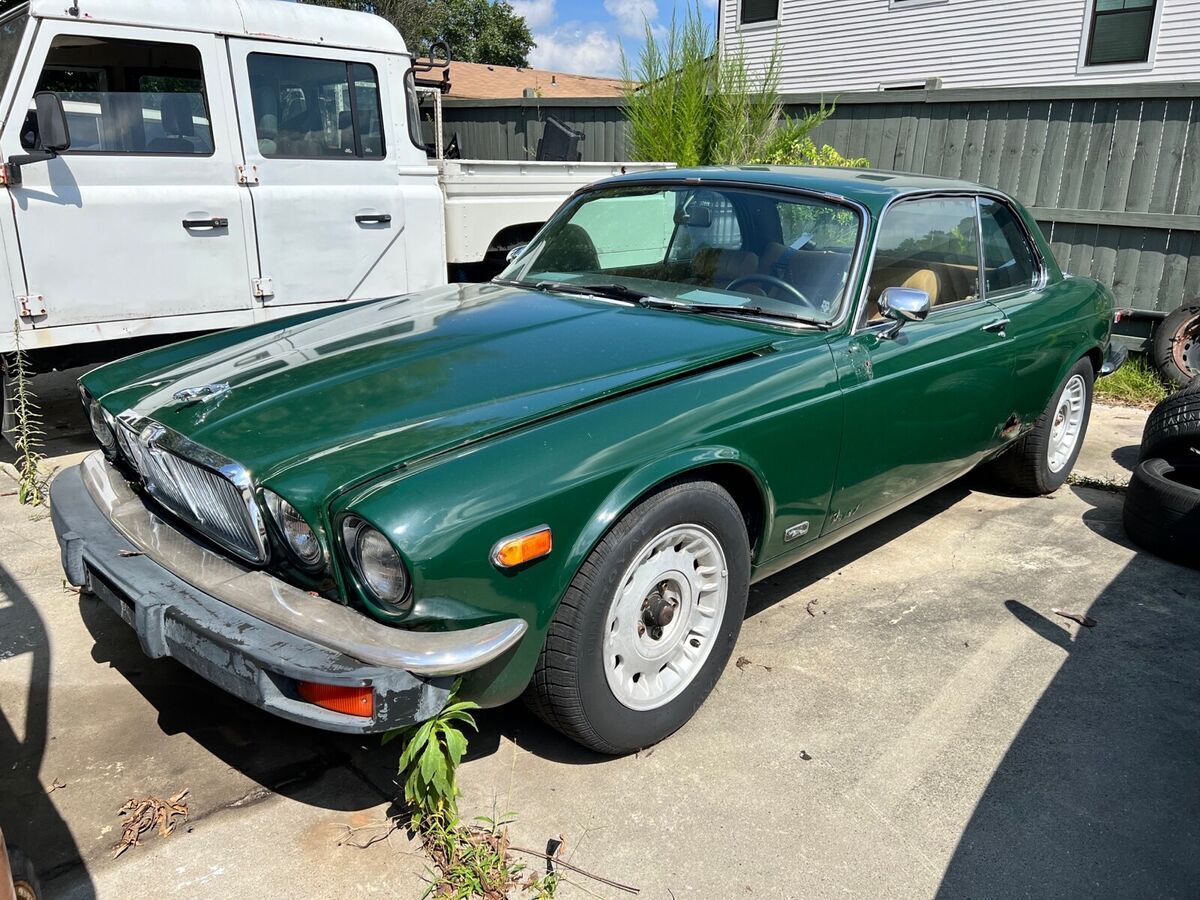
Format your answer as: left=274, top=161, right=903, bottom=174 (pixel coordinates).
left=740, top=0, right=779, bottom=25
left=1086, top=0, right=1158, bottom=66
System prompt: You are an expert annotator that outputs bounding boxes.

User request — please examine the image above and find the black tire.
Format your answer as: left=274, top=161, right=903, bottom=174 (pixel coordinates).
left=1122, top=458, right=1200, bottom=569
left=1140, top=382, right=1200, bottom=463
left=524, top=480, right=751, bottom=754
left=1152, top=303, right=1200, bottom=389
left=8, top=846, right=41, bottom=900
left=991, top=358, right=1094, bottom=495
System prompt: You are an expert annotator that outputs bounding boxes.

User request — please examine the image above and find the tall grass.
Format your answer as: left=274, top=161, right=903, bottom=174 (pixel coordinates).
left=1095, top=354, right=1169, bottom=408
left=621, top=5, right=781, bottom=166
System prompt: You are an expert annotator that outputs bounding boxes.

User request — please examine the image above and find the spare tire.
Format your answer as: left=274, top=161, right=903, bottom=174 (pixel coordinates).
left=1140, top=381, right=1200, bottom=463
left=1122, top=457, right=1200, bottom=568
left=1152, top=303, right=1200, bottom=388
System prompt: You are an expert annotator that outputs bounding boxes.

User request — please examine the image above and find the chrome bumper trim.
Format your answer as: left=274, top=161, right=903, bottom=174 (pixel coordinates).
left=77, top=452, right=527, bottom=675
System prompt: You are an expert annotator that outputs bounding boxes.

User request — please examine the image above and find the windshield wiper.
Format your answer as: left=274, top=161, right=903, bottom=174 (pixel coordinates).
left=638, top=296, right=833, bottom=329
left=492, top=277, right=648, bottom=304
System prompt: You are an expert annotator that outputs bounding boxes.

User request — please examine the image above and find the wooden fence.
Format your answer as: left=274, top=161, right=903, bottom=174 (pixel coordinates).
left=440, top=83, right=1200, bottom=347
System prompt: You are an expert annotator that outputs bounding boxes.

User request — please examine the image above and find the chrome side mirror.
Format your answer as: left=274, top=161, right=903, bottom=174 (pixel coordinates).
left=505, top=243, right=528, bottom=264
left=878, top=287, right=930, bottom=339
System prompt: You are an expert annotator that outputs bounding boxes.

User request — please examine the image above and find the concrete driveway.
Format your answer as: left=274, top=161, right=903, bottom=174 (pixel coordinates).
left=1, top=372, right=1196, bottom=899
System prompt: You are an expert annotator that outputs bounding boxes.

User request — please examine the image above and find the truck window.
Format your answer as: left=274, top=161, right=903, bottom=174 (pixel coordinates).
left=247, top=54, right=385, bottom=160
left=21, top=35, right=213, bottom=155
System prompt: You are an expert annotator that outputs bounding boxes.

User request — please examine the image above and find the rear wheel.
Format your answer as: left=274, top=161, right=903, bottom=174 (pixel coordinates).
left=525, top=480, right=750, bottom=754
left=991, top=358, right=1094, bottom=495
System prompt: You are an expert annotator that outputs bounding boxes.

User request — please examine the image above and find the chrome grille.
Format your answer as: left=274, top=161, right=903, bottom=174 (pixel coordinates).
left=117, top=418, right=266, bottom=564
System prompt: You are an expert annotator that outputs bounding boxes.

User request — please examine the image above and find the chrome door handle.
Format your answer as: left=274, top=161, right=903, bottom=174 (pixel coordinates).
left=355, top=213, right=392, bottom=224
left=182, top=217, right=228, bottom=229
left=981, top=318, right=1010, bottom=335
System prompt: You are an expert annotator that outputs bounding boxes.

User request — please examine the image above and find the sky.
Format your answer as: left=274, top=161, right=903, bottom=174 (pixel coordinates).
left=508, top=0, right=718, bottom=78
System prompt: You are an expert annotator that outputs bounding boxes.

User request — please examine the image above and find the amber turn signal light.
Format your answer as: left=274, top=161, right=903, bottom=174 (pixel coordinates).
left=491, top=526, right=553, bottom=568
left=297, top=681, right=374, bottom=717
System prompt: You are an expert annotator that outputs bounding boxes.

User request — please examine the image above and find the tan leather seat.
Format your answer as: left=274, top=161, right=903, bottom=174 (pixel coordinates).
left=692, top=247, right=760, bottom=286
left=866, top=267, right=940, bottom=321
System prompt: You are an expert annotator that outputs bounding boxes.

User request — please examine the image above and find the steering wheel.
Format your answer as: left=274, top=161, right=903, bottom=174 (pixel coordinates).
left=725, top=274, right=817, bottom=310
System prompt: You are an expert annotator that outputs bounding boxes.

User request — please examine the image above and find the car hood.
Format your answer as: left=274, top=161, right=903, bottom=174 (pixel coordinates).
left=99, top=283, right=780, bottom=502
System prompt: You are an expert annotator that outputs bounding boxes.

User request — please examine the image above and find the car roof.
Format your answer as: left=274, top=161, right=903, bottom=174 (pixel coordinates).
left=598, top=166, right=1003, bottom=215
left=21, top=0, right=407, bottom=55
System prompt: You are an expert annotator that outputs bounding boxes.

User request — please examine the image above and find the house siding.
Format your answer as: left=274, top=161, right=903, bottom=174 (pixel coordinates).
left=721, top=0, right=1200, bottom=91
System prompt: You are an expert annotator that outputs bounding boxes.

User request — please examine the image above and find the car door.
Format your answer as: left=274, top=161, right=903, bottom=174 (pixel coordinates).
left=825, top=195, right=1015, bottom=532
left=975, top=196, right=1077, bottom=425
left=227, top=41, right=410, bottom=308
left=2, top=23, right=255, bottom=328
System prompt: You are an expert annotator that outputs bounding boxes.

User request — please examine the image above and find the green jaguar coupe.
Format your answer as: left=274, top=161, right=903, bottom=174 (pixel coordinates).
left=53, top=167, right=1123, bottom=753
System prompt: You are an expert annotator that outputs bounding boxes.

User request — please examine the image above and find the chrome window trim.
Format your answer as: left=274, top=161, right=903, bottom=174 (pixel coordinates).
left=850, top=188, right=1050, bottom=335
left=975, top=195, right=1050, bottom=301
left=115, top=412, right=269, bottom=565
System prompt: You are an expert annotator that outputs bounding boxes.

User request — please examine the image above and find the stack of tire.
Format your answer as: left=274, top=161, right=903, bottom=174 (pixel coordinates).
left=1124, top=378, right=1200, bottom=568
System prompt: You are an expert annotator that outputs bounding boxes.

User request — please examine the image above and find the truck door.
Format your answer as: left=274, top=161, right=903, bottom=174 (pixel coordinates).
left=227, top=41, right=411, bottom=307
left=2, top=23, right=255, bottom=329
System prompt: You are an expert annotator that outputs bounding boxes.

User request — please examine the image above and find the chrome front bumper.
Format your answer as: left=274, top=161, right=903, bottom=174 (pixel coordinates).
left=50, top=452, right=528, bottom=733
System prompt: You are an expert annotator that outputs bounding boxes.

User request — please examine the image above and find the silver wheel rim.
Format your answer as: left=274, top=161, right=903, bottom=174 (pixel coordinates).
left=603, top=524, right=729, bottom=711
left=1047, top=374, right=1087, bottom=473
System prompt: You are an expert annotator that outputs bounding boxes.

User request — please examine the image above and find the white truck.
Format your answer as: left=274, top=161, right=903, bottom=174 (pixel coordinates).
left=0, top=0, right=668, bottom=429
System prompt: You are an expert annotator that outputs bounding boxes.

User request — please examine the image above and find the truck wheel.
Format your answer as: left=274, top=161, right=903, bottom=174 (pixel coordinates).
left=991, top=358, right=1094, bottom=495
left=1140, top=381, right=1200, bottom=463
left=1122, top=458, right=1200, bottom=569
left=1152, top=303, right=1200, bottom=388
left=525, top=480, right=750, bottom=754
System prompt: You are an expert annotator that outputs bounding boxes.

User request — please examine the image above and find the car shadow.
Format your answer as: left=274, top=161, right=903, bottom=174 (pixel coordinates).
left=0, top=562, right=96, bottom=897
left=936, top=486, right=1200, bottom=896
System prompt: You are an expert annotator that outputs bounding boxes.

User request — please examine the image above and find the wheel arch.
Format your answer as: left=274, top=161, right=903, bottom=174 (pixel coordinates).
left=565, top=448, right=775, bottom=582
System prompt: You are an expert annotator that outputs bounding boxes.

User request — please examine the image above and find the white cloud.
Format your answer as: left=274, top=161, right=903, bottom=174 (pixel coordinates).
left=603, top=0, right=659, bottom=36
left=509, top=0, right=557, bottom=29
left=529, top=24, right=625, bottom=77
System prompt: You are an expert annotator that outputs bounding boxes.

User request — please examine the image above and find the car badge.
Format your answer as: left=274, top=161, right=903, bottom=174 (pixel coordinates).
left=173, top=382, right=230, bottom=404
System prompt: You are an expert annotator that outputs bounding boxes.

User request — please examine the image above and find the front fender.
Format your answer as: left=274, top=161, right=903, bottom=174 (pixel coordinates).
left=568, top=446, right=775, bottom=571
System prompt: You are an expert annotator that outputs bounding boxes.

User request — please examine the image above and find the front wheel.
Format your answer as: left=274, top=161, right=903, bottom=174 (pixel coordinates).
left=525, top=480, right=750, bottom=754
left=991, top=358, right=1094, bottom=495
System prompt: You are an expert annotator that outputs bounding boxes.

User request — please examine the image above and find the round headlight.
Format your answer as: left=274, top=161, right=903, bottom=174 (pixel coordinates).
left=88, top=401, right=117, bottom=451
left=343, top=516, right=409, bottom=608
left=264, top=490, right=323, bottom=565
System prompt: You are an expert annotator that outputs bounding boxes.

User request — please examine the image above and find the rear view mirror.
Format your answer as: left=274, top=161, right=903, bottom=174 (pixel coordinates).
left=878, top=286, right=930, bottom=339
left=506, top=244, right=528, bottom=264
left=35, top=91, right=71, bottom=152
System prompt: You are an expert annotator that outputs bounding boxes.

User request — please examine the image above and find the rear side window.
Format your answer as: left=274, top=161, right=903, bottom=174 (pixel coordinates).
left=979, top=198, right=1039, bottom=295
left=247, top=53, right=385, bottom=160
left=23, top=35, right=213, bottom=155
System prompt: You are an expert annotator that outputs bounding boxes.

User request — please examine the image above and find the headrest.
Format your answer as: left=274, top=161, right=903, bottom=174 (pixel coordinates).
left=160, top=93, right=195, bottom=137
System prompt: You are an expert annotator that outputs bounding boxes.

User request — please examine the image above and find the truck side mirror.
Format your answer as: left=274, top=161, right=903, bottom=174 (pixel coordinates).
left=34, top=91, right=71, bottom=152
left=3, top=92, right=71, bottom=185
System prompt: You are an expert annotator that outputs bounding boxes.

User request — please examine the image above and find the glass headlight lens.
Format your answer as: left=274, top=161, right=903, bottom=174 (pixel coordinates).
left=342, top=516, right=409, bottom=608
left=264, top=490, right=323, bottom=565
left=88, top=401, right=117, bottom=451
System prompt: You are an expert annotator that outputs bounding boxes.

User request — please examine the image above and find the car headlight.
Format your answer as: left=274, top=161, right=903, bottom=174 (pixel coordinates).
left=342, top=516, right=410, bottom=608
left=264, top=490, right=323, bottom=566
left=87, top=399, right=117, bottom=452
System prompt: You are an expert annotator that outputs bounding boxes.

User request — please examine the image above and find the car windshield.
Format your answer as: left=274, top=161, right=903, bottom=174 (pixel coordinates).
left=498, top=183, right=861, bottom=324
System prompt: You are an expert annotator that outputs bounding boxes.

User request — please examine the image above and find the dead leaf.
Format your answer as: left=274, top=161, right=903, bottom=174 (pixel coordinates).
left=805, top=598, right=818, bottom=617
left=112, top=789, right=190, bottom=859
left=1052, top=608, right=1097, bottom=628
left=799, top=750, right=813, bottom=761
left=735, top=656, right=751, bottom=671
left=47, top=778, right=66, bottom=794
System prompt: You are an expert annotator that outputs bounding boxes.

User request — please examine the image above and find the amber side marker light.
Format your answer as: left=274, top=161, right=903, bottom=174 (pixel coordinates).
left=491, top=525, right=553, bottom=568
left=298, top=682, right=374, bottom=718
